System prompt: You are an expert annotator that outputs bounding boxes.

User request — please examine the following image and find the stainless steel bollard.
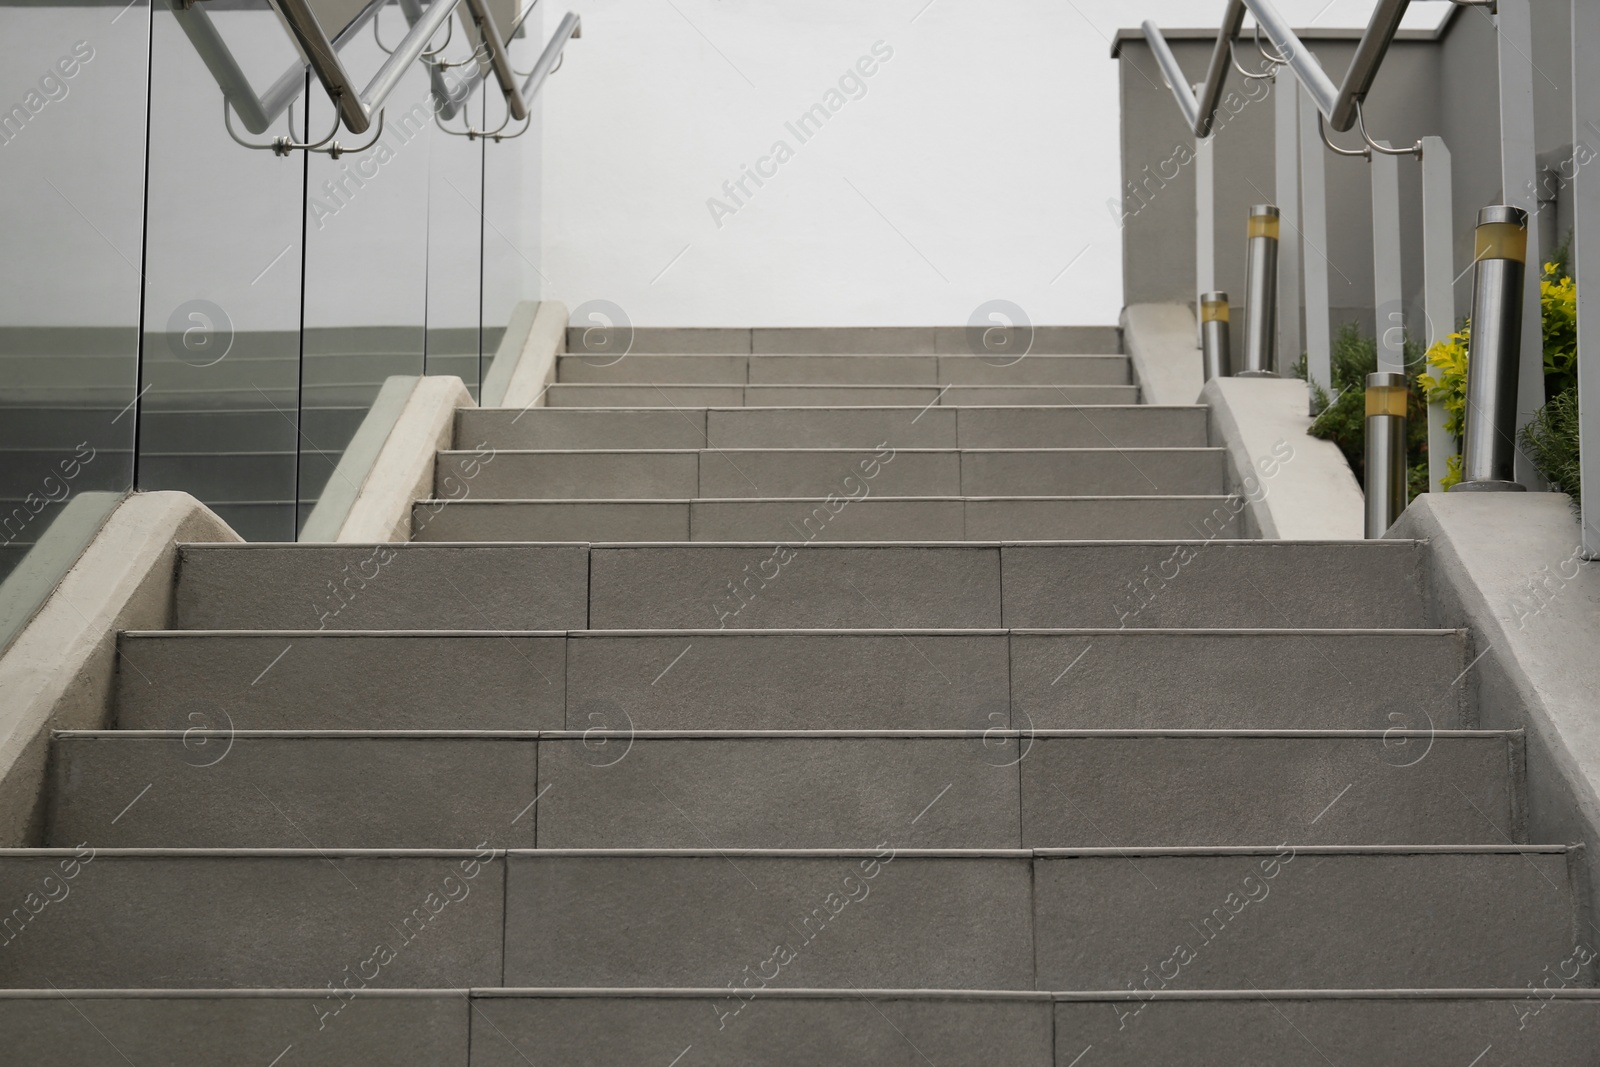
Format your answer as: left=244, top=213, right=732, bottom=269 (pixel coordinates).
left=1200, top=291, right=1231, bottom=381
left=1364, top=371, right=1409, bottom=537
left=1451, top=205, right=1529, bottom=492
left=1239, top=205, right=1280, bottom=377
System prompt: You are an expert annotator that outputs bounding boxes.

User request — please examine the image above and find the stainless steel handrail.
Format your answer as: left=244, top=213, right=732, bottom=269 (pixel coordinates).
left=428, top=7, right=582, bottom=121
left=1143, top=0, right=1413, bottom=136
left=274, top=0, right=462, bottom=135
left=1242, top=0, right=1411, bottom=131
left=1140, top=0, right=1244, bottom=138
left=518, top=11, right=582, bottom=107
left=171, top=0, right=383, bottom=136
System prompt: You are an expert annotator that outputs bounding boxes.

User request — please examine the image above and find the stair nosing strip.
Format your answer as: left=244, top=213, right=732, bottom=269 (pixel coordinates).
left=52, top=729, right=1515, bottom=740
left=0, top=846, right=1569, bottom=858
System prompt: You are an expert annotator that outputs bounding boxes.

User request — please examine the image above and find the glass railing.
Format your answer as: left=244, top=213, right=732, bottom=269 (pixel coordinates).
left=0, top=0, right=570, bottom=650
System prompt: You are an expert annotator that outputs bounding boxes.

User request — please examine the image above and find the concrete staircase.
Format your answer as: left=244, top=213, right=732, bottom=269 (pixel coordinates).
left=4, top=327, right=1595, bottom=1064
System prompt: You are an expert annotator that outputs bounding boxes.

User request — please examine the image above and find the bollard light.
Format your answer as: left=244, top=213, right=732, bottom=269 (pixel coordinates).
left=1239, top=205, right=1280, bottom=377
left=1451, top=205, right=1529, bottom=493
left=1364, top=371, right=1409, bottom=536
left=1200, top=291, right=1231, bottom=381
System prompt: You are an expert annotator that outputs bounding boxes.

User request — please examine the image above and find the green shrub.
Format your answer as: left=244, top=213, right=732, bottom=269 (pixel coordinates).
left=1519, top=386, right=1582, bottom=507
left=1294, top=243, right=1580, bottom=501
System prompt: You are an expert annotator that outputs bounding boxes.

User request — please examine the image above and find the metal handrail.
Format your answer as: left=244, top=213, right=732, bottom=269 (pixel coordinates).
left=1144, top=0, right=1414, bottom=136
left=1140, top=0, right=1244, bottom=138
left=518, top=12, right=582, bottom=107
left=429, top=8, right=582, bottom=121
left=274, top=0, right=462, bottom=135
left=170, top=0, right=383, bottom=136
left=1245, top=0, right=1412, bottom=131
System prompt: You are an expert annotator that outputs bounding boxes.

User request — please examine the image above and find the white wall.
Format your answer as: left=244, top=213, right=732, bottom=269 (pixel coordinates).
left=539, top=0, right=1451, bottom=328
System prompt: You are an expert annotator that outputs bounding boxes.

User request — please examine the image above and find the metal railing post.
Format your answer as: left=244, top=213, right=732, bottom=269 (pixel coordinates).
left=1274, top=74, right=1302, bottom=378
left=1240, top=206, right=1280, bottom=377
left=1453, top=206, right=1530, bottom=493
left=1298, top=83, right=1333, bottom=411
left=1365, top=371, right=1409, bottom=535
left=1196, top=136, right=1216, bottom=346
left=1420, top=136, right=1458, bottom=493
left=1201, top=293, right=1231, bottom=380
left=1371, top=147, right=1405, bottom=374
left=1496, top=0, right=1547, bottom=486
left=1576, top=0, right=1600, bottom=555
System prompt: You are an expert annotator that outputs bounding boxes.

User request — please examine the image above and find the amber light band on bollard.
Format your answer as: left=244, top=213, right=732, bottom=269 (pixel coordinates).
left=1364, top=371, right=1409, bottom=537
left=1451, top=205, right=1529, bottom=493
left=1239, top=205, right=1279, bottom=378
left=1200, top=291, right=1231, bottom=381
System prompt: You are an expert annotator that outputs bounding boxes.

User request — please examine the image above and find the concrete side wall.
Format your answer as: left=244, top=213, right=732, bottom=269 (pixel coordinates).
left=1124, top=303, right=1363, bottom=540
left=0, top=492, right=238, bottom=845
left=1390, top=493, right=1600, bottom=908
left=336, top=377, right=473, bottom=543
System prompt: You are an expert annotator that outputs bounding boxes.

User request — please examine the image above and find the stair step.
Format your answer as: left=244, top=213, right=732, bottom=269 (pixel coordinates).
left=0, top=850, right=505, bottom=988
left=543, top=383, right=1142, bottom=407
left=555, top=353, right=1131, bottom=385
left=0, top=990, right=469, bottom=1067
left=435, top=448, right=1228, bottom=499
left=561, top=324, right=1123, bottom=354
left=174, top=542, right=1428, bottom=631
left=49, top=733, right=542, bottom=849
left=50, top=730, right=1515, bottom=849
left=459, top=405, right=1210, bottom=450
left=0, top=847, right=1573, bottom=990
left=410, top=496, right=1246, bottom=542
left=114, top=628, right=1469, bottom=732
left=173, top=543, right=590, bottom=630
left=1034, top=846, right=1580, bottom=990
left=587, top=542, right=1428, bottom=629
left=1056, top=990, right=1600, bottom=1065
left=8, top=987, right=1599, bottom=1066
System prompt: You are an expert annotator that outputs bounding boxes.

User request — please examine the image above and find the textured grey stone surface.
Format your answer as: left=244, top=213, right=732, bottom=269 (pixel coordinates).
left=959, top=448, right=1224, bottom=496
left=503, top=854, right=1034, bottom=988
left=116, top=633, right=566, bottom=731
left=567, top=326, right=752, bottom=353
left=748, top=354, right=939, bottom=384
left=458, top=408, right=710, bottom=450
left=708, top=407, right=958, bottom=448
left=556, top=354, right=747, bottom=383
left=941, top=385, right=1141, bottom=406
left=0, top=854, right=505, bottom=987
left=546, top=384, right=745, bottom=407
left=689, top=499, right=966, bottom=541
left=937, top=355, right=1130, bottom=385
left=1000, top=542, right=1430, bottom=628
left=695, top=449, right=959, bottom=498
left=1019, top=735, right=1517, bottom=846
left=955, top=406, right=1207, bottom=448
left=965, top=497, right=1240, bottom=540
left=175, top=545, right=590, bottom=631
left=49, top=737, right=539, bottom=848
left=470, top=994, right=1053, bottom=1067
left=565, top=632, right=1008, bottom=729
left=1033, top=850, right=1577, bottom=988
left=413, top=501, right=690, bottom=543
left=744, top=385, right=944, bottom=407
left=436, top=450, right=700, bottom=498
left=1009, top=630, right=1470, bottom=729
left=588, top=545, right=1003, bottom=628
left=753, top=327, right=939, bottom=354
left=536, top=736, right=1021, bottom=848
left=0, top=994, right=470, bottom=1067
left=1053, top=996, right=1600, bottom=1064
